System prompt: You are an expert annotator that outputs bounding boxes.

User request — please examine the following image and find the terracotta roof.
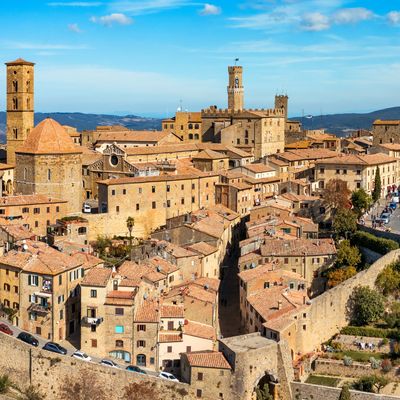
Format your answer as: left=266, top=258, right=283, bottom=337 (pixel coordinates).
left=147, top=257, right=180, bottom=274
left=239, top=264, right=305, bottom=284
left=81, top=267, right=112, bottom=287
left=225, top=146, right=253, bottom=158
left=260, top=238, right=336, bottom=257
left=277, top=149, right=337, bottom=162
left=186, top=241, right=217, bottom=256
left=71, top=252, right=103, bottom=270
left=160, top=304, right=184, bottom=318
left=18, top=119, right=82, bottom=155
left=0, top=163, right=14, bottom=170
left=159, top=332, right=182, bottom=343
left=118, top=261, right=153, bottom=287
left=157, top=241, right=198, bottom=259
left=184, top=351, right=231, bottom=369
left=378, top=143, right=400, bottom=151
left=0, top=224, right=35, bottom=241
left=5, top=58, right=35, bottom=66
left=105, top=290, right=135, bottom=306
left=193, top=149, right=227, bottom=160
left=243, top=163, right=276, bottom=173
left=0, top=194, right=66, bottom=206
left=316, top=153, right=397, bottom=166
left=191, top=277, right=220, bottom=293
left=134, top=300, right=159, bottom=322
left=184, top=321, right=216, bottom=341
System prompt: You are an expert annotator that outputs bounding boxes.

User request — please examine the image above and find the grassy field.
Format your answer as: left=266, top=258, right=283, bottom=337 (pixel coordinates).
left=329, top=350, right=386, bottom=362
left=305, top=375, right=340, bottom=387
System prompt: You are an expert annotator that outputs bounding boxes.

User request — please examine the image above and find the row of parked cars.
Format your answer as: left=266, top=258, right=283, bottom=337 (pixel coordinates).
left=0, top=322, right=179, bottom=382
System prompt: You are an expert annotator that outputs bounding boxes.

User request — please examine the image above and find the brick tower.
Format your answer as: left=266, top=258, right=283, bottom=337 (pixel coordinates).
left=5, top=58, right=35, bottom=165
left=227, top=66, right=244, bottom=112
left=275, top=95, right=288, bottom=121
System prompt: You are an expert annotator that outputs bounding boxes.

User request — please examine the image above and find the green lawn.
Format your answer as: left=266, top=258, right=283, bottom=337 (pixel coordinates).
left=330, top=350, right=386, bottom=362
left=306, top=375, right=340, bottom=387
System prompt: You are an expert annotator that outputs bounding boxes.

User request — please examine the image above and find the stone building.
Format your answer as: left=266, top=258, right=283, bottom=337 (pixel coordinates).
left=372, top=119, right=400, bottom=145
left=162, top=111, right=202, bottom=142
left=0, top=240, right=88, bottom=341
left=5, top=58, right=35, bottom=165
left=227, top=66, right=244, bottom=112
left=15, top=118, right=83, bottom=215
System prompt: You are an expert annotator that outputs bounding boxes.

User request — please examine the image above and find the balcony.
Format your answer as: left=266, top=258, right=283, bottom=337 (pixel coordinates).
left=28, top=303, right=50, bottom=315
left=82, top=316, right=103, bottom=326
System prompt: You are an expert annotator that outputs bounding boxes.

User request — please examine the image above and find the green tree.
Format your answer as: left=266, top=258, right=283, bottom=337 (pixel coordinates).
left=333, top=209, right=358, bottom=239
left=255, top=384, right=273, bottom=400
left=372, top=167, right=382, bottom=203
left=323, top=179, right=351, bottom=211
left=383, top=302, right=400, bottom=328
left=376, top=264, right=400, bottom=296
left=336, top=240, right=361, bottom=269
left=351, top=189, right=372, bottom=217
left=339, top=385, right=351, bottom=400
left=348, top=286, right=385, bottom=326
left=126, top=216, right=135, bottom=247
left=0, top=375, right=11, bottom=394
left=327, top=266, right=357, bottom=288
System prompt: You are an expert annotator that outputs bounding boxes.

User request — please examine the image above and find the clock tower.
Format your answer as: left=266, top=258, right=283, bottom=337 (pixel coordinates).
left=227, top=65, right=244, bottom=112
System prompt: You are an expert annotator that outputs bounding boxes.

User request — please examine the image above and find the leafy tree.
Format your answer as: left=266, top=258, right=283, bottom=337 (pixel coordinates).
left=351, top=189, right=372, bottom=217
left=94, top=235, right=112, bottom=256
left=327, top=266, right=357, bottom=288
left=126, top=216, right=135, bottom=247
left=348, top=286, right=385, bottom=326
left=339, top=385, right=351, bottom=400
left=333, top=209, right=358, bottom=239
left=372, top=167, right=382, bottom=203
left=336, top=240, right=361, bottom=268
left=255, top=384, right=273, bottom=400
left=323, top=179, right=351, bottom=211
left=376, top=264, right=400, bottom=296
left=383, top=302, right=400, bottom=328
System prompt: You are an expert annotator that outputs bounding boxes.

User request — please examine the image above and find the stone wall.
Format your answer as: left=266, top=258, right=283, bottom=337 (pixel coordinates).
left=358, top=224, right=400, bottom=245
left=302, top=249, right=400, bottom=355
left=0, top=331, right=200, bottom=400
left=292, top=382, right=399, bottom=400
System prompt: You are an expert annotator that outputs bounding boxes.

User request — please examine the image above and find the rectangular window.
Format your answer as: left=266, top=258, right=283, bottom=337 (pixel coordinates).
left=152, top=201, right=156, bottom=209
left=191, top=196, right=195, bottom=203
left=137, top=324, right=146, bottom=332
left=115, top=325, right=124, bottom=334
left=166, top=200, right=171, bottom=208
left=123, top=189, right=126, bottom=195
left=22, top=207, right=29, bottom=213
left=91, top=339, right=97, bottom=348
left=181, top=184, right=184, bottom=190
left=181, top=198, right=185, bottom=205
left=111, top=190, right=115, bottom=196
left=196, top=389, right=202, bottom=398
left=116, top=206, right=120, bottom=213
left=90, top=289, right=97, bottom=298
left=115, top=308, right=124, bottom=316
left=138, top=188, right=142, bottom=194
left=136, top=204, right=140, bottom=211
left=33, top=208, right=40, bottom=214
left=166, top=185, right=170, bottom=192
left=59, top=310, right=64, bottom=320
left=167, top=346, right=172, bottom=353
left=197, top=372, right=203, bottom=381
left=152, top=186, right=156, bottom=193
left=56, top=206, right=60, bottom=212
left=46, top=207, right=50, bottom=213
left=186, top=346, right=192, bottom=353
left=137, top=340, right=146, bottom=347
left=28, top=275, right=39, bottom=287
left=59, top=275, right=62, bottom=285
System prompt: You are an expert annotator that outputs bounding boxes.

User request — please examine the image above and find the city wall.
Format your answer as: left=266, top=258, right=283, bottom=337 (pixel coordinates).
left=291, top=382, right=399, bottom=400
left=302, top=249, right=400, bottom=354
left=0, top=331, right=199, bottom=400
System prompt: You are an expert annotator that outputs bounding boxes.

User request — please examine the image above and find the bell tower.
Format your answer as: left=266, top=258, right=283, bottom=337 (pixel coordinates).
left=275, top=95, right=288, bottom=121
left=5, top=58, right=35, bottom=165
left=227, top=66, right=244, bottom=112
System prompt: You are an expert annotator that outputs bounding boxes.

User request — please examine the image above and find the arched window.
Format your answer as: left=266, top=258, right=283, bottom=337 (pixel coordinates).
left=12, top=81, right=18, bottom=92
left=188, top=134, right=193, bottom=140
left=194, top=124, right=199, bottom=129
left=4, top=283, right=10, bottom=291
left=26, top=81, right=31, bottom=91
left=12, top=98, right=18, bottom=110
left=136, top=354, right=146, bottom=366
left=26, top=98, right=30, bottom=109
left=188, top=124, right=193, bottom=130
left=78, top=227, right=87, bottom=235
left=13, top=128, right=18, bottom=139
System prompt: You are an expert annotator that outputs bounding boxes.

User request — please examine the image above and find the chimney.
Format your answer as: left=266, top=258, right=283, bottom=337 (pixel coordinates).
left=278, top=300, right=282, bottom=310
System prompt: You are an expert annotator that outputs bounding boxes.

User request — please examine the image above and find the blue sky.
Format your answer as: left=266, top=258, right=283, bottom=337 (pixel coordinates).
left=1, top=0, right=400, bottom=117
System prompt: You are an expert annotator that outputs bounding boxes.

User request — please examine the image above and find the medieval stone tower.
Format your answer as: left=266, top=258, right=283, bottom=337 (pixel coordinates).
left=275, top=95, right=288, bottom=121
left=5, top=58, right=35, bottom=165
left=227, top=66, right=244, bottom=111
left=15, top=118, right=82, bottom=215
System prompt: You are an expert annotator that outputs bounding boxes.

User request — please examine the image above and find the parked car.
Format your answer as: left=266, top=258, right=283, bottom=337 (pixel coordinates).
left=126, top=365, right=147, bottom=374
left=43, top=342, right=67, bottom=355
left=392, top=196, right=399, bottom=204
left=389, top=202, right=397, bottom=210
left=82, top=203, right=92, bottom=213
left=17, top=332, right=38, bottom=347
left=158, top=372, right=179, bottom=382
left=380, top=213, right=391, bottom=224
left=0, top=323, right=13, bottom=336
left=100, top=359, right=119, bottom=368
left=71, top=351, right=91, bottom=362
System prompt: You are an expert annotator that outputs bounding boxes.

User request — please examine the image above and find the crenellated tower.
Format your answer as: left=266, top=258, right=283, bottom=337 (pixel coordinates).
left=5, top=58, right=35, bottom=165
left=274, top=94, right=288, bottom=121
left=227, top=66, right=244, bottom=112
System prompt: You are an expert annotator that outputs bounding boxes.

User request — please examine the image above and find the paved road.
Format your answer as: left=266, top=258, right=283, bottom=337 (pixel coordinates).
left=365, top=199, right=400, bottom=232
left=0, top=318, right=159, bottom=378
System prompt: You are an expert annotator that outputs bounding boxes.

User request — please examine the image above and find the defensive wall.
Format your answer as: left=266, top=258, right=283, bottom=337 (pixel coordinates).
left=302, top=249, right=400, bottom=355
left=292, top=382, right=399, bottom=400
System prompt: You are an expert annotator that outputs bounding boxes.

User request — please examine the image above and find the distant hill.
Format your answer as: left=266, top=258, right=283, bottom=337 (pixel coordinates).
left=294, top=106, right=400, bottom=136
left=0, top=107, right=399, bottom=143
left=0, top=112, right=163, bottom=143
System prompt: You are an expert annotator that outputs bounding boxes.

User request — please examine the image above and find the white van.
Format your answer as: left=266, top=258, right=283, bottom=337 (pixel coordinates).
left=83, top=203, right=92, bottom=213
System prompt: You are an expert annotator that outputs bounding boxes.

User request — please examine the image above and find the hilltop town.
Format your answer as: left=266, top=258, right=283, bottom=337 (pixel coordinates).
left=1, top=58, right=400, bottom=400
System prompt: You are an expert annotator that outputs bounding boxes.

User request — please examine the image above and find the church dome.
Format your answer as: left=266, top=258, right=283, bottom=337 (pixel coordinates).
left=17, top=118, right=81, bottom=155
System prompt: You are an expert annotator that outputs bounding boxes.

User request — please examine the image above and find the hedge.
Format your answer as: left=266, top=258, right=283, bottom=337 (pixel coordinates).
left=341, top=325, right=400, bottom=339
left=351, top=231, right=399, bottom=255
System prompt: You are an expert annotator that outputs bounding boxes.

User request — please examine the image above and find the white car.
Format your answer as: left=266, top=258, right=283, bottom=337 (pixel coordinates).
left=158, top=371, right=179, bottom=382
left=100, top=359, right=119, bottom=368
left=71, top=351, right=92, bottom=362
left=83, top=203, right=92, bottom=213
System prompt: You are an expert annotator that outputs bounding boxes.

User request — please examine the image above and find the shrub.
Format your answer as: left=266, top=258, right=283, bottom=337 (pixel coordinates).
left=351, top=231, right=399, bottom=255
left=18, top=385, right=45, bottom=400
left=343, top=356, right=353, bottom=366
left=0, top=375, right=11, bottom=394
left=341, top=326, right=400, bottom=339
left=370, top=357, right=381, bottom=369
left=381, top=359, right=392, bottom=373
left=339, top=385, right=351, bottom=400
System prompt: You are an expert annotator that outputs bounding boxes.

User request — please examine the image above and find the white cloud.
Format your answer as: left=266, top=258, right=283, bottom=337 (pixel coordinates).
left=111, top=0, right=191, bottom=15
left=332, top=8, right=374, bottom=24
left=301, top=12, right=330, bottom=31
left=68, top=23, right=82, bottom=33
left=90, top=13, right=133, bottom=26
left=48, top=1, right=103, bottom=6
left=387, top=11, right=400, bottom=25
left=199, top=4, right=221, bottom=16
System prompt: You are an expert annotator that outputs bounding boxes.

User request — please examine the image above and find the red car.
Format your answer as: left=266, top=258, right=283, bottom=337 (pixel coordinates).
left=0, top=323, right=13, bottom=336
